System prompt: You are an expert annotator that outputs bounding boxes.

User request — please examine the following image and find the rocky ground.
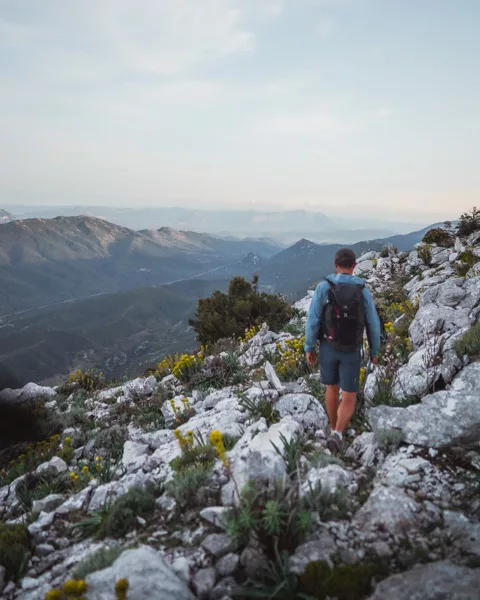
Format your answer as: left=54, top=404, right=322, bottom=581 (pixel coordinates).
left=0, top=232, right=479, bottom=600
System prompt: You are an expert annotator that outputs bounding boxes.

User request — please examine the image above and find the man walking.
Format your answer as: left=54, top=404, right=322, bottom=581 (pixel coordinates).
left=305, top=248, right=380, bottom=454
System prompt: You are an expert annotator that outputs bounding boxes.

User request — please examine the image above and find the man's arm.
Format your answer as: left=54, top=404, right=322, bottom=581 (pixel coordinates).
left=363, top=288, right=381, bottom=358
left=304, top=282, right=328, bottom=353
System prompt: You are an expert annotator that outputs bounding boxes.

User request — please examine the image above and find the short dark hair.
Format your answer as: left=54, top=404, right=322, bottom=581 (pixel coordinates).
left=335, top=248, right=356, bottom=268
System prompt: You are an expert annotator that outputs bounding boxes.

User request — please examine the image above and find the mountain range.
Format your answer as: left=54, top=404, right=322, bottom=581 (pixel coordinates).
left=0, top=213, right=436, bottom=387
left=2, top=205, right=429, bottom=244
left=0, top=209, right=14, bottom=224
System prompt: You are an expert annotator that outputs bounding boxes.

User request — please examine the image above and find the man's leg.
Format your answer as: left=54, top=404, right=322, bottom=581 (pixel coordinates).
left=325, top=384, right=340, bottom=431
left=335, top=391, right=357, bottom=433
left=336, top=349, right=362, bottom=434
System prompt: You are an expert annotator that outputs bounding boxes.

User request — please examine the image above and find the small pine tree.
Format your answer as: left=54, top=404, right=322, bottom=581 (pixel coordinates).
left=457, top=207, right=480, bottom=237
left=189, top=276, right=292, bottom=345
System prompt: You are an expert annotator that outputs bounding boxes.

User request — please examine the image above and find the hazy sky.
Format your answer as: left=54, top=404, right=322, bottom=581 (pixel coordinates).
left=0, top=1, right=478, bottom=220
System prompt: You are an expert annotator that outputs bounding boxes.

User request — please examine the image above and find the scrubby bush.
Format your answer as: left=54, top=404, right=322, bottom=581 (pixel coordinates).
left=0, top=523, right=31, bottom=581
left=457, top=207, right=480, bottom=237
left=417, top=243, right=432, bottom=266
left=166, top=465, right=212, bottom=508
left=422, top=227, right=454, bottom=247
left=238, top=393, right=280, bottom=426
left=189, top=276, right=292, bottom=345
left=67, top=369, right=104, bottom=392
left=379, top=246, right=389, bottom=258
left=376, top=428, right=405, bottom=452
left=455, top=320, right=480, bottom=358
left=103, top=487, right=156, bottom=538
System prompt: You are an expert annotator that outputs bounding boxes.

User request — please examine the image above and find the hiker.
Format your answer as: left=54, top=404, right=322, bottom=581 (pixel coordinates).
left=304, top=248, right=380, bottom=454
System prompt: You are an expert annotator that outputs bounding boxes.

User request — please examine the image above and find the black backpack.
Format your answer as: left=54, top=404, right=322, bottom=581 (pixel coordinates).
left=321, top=279, right=365, bottom=352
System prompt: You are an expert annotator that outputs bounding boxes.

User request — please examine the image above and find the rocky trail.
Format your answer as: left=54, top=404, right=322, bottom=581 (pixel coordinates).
left=0, top=230, right=479, bottom=599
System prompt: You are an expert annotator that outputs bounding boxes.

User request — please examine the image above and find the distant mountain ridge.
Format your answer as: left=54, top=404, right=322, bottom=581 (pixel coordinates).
left=0, top=215, right=282, bottom=317
left=260, top=223, right=440, bottom=296
left=3, top=204, right=430, bottom=242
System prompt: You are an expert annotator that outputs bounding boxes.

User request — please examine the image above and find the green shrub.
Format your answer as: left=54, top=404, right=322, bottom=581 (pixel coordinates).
left=271, top=433, right=314, bottom=476
left=422, top=227, right=454, bottom=247
left=0, top=523, right=31, bottom=581
left=184, top=352, right=248, bottom=391
left=376, top=428, right=405, bottom=452
left=166, top=465, right=212, bottom=508
left=370, top=388, right=419, bottom=409
left=67, top=369, right=104, bottom=392
left=103, top=487, right=155, bottom=538
left=455, top=320, right=480, bottom=357
left=170, top=443, right=217, bottom=472
left=457, top=207, right=480, bottom=237
left=189, top=275, right=292, bottom=345
left=226, top=479, right=317, bottom=558
left=309, top=450, right=344, bottom=469
left=74, top=487, right=155, bottom=540
left=238, top=393, right=280, bottom=426
left=458, top=249, right=480, bottom=271
left=417, top=243, right=432, bottom=266
left=72, top=546, right=123, bottom=580
left=15, top=471, right=72, bottom=512
left=379, top=246, right=389, bottom=258
left=93, top=426, right=128, bottom=461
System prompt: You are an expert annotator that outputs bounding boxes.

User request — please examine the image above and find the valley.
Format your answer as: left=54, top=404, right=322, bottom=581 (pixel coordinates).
left=0, top=212, right=438, bottom=388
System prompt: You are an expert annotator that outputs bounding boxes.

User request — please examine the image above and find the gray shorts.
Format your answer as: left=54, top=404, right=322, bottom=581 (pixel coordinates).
left=319, top=342, right=362, bottom=393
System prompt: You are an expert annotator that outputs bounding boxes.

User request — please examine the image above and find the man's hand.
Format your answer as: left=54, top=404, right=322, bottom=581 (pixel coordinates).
left=371, top=356, right=379, bottom=365
left=306, top=351, right=317, bottom=367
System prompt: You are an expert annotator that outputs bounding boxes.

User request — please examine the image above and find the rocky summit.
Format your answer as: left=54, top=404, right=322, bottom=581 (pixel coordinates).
left=1, top=231, right=480, bottom=600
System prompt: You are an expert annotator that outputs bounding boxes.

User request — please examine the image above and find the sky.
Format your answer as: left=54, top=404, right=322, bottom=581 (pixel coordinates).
left=0, top=0, right=478, bottom=221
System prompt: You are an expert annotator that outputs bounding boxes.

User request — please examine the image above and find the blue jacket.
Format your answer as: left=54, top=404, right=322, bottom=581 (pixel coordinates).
left=304, top=274, right=381, bottom=357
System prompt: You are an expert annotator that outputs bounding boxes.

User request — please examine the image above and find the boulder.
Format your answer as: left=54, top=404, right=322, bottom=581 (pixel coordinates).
left=86, top=546, right=196, bottom=600
left=450, top=361, right=480, bottom=392
left=36, top=456, right=68, bottom=475
left=221, top=417, right=303, bottom=505
left=366, top=561, right=480, bottom=600
left=301, top=464, right=352, bottom=496
left=369, top=390, right=480, bottom=449
left=121, top=440, right=149, bottom=470
left=289, top=531, right=337, bottom=575
left=0, top=382, right=56, bottom=402
left=275, top=393, right=328, bottom=432
left=354, top=486, right=421, bottom=535
left=354, top=260, right=373, bottom=275
left=409, top=304, right=472, bottom=349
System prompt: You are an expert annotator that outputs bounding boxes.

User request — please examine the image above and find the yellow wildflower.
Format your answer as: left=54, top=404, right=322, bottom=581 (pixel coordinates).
left=82, top=465, right=89, bottom=475
left=45, top=590, right=63, bottom=600
left=115, top=578, right=129, bottom=593
left=63, top=579, right=81, bottom=594
left=69, top=472, right=76, bottom=480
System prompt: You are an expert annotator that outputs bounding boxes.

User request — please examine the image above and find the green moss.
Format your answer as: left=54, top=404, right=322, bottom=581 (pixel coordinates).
left=299, top=560, right=389, bottom=600
left=0, top=523, right=31, bottom=581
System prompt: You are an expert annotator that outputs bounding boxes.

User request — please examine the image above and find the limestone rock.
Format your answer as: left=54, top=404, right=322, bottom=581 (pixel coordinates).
left=301, top=464, right=353, bottom=496
left=450, top=362, right=480, bottom=392
left=369, top=390, right=480, bottom=449
left=86, top=546, right=196, bottom=600
left=289, top=531, right=337, bottom=574
left=354, top=486, right=421, bottom=535
left=192, top=567, right=217, bottom=600
left=264, top=361, right=286, bottom=392
left=32, top=494, right=66, bottom=514
left=0, top=382, right=57, bottom=402
left=220, top=417, right=303, bottom=505
left=275, top=393, right=328, bottom=432
left=367, top=561, right=480, bottom=600
left=36, top=456, right=68, bottom=475
left=202, top=533, right=236, bottom=558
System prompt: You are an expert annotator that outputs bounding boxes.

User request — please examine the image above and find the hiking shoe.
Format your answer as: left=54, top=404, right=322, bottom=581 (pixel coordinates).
left=326, top=433, right=343, bottom=455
